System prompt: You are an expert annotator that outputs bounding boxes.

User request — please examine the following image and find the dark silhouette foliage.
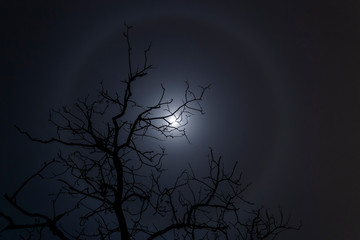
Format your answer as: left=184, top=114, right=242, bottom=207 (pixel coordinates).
left=0, top=25, right=300, bottom=240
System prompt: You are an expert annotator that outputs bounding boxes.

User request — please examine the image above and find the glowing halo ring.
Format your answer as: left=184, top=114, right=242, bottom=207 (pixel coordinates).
left=51, top=8, right=290, bottom=192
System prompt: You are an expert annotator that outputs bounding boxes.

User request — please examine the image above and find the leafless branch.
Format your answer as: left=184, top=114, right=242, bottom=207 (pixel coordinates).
left=1, top=24, right=299, bottom=240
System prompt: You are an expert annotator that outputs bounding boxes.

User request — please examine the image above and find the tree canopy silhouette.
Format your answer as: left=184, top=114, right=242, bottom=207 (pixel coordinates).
left=0, top=24, right=300, bottom=240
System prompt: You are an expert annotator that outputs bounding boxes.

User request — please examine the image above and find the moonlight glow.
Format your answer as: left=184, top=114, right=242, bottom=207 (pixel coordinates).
left=168, top=115, right=179, bottom=127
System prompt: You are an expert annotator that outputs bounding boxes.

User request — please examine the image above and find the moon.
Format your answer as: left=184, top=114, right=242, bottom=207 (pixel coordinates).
left=168, top=115, right=179, bottom=127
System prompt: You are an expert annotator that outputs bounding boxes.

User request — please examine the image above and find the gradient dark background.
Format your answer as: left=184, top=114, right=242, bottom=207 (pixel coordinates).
left=1, top=1, right=360, bottom=239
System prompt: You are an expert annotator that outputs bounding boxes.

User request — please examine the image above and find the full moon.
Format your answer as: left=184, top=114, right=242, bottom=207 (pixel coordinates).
left=168, top=115, right=178, bottom=127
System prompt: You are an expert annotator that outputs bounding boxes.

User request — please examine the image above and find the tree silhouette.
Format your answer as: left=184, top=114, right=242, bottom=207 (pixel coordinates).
left=0, top=25, right=300, bottom=240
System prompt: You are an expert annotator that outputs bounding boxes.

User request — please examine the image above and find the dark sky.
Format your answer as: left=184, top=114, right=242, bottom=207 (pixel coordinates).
left=1, top=1, right=360, bottom=239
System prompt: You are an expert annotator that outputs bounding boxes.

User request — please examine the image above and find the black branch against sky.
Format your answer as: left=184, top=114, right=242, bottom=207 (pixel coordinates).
left=0, top=24, right=300, bottom=240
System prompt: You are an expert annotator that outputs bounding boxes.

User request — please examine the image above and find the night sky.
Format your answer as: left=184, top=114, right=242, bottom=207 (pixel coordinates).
left=1, top=1, right=360, bottom=239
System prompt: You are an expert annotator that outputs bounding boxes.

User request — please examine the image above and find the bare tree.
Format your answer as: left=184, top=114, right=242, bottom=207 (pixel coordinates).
left=0, top=25, right=300, bottom=240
